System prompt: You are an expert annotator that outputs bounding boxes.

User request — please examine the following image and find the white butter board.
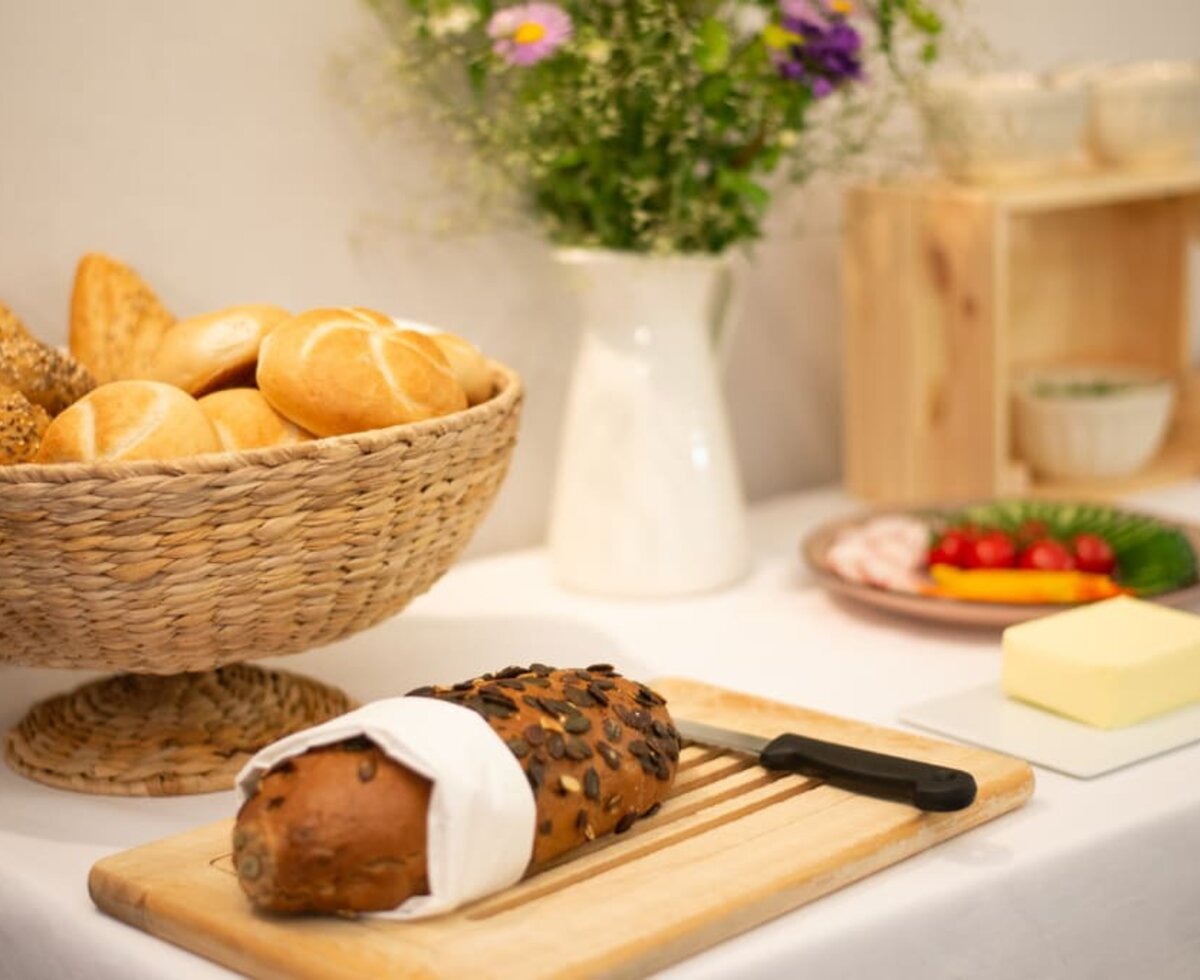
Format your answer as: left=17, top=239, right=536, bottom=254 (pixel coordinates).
left=901, top=683, right=1200, bottom=778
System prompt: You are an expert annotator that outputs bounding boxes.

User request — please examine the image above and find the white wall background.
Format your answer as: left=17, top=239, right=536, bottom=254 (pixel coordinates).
left=0, top=1, right=1197, bottom=555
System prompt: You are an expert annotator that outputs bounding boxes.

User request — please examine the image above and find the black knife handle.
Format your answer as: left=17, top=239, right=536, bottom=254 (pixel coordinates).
left=759, top=733, right=977, bottom=812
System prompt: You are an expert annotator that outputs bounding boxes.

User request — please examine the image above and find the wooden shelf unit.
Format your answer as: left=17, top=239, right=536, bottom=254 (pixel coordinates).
left=842, top=165, right=1200, bottom=504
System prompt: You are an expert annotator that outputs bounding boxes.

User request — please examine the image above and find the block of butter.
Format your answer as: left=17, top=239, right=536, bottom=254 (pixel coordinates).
left=1002, top=595, right=1200, bottom=729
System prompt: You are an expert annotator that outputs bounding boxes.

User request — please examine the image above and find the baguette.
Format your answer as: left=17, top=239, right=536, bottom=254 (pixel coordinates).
left=233, top=664, right=680, bottom=914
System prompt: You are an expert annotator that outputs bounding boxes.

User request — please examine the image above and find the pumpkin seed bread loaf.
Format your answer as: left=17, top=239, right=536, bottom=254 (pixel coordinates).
left=233, top=664, right=681, bottom=914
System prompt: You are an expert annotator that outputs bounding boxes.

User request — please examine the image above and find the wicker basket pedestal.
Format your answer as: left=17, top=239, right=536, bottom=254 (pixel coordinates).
left=4, top=665, right=355, bottom=796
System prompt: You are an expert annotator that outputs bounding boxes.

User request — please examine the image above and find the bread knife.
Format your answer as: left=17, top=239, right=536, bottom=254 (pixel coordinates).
left=674, top=719, right=977, bottom=812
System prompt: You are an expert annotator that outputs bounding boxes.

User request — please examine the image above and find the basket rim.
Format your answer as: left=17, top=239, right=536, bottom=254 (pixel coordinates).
left=0, top=361, right=523, bottom=486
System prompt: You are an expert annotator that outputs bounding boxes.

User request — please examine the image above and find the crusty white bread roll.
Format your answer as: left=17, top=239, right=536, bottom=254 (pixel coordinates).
left=36, top=380, right=222, bottom=463
left=256, top=308, right=468, bottom=437
left=146, top=304, right=290, bottom=397
left=426, top=332, right=493, bottom=405
left=390, top=320, right=494, bottom=406
left=199, top=387, right=313, bottom=452
left=342, top=307, right=395, bottom=328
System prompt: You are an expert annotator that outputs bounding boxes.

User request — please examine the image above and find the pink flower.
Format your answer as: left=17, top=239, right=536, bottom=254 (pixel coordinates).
left=487, top=3, right=573, bottom=66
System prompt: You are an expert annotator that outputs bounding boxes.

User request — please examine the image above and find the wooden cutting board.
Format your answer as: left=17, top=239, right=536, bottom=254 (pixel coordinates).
left=89, top=677, right=1034, bottom=979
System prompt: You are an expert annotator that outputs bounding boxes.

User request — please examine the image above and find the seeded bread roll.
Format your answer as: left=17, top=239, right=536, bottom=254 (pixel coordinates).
left=0, top=303, right=95, bottom=415
left=256, top=308, right=468, bottom=437
left=234, top=664, right=680, bottom=914
left=147, top=304, right=290, bottom=396
left=0, top=385, right=51, bottom=464
left=69, top=253, right=175, bottom=383
left=36, top=379, right=222, bottom=463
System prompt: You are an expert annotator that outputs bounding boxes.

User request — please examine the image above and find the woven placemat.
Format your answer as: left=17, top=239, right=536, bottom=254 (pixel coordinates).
left=4, top=665, right=356, bottom=796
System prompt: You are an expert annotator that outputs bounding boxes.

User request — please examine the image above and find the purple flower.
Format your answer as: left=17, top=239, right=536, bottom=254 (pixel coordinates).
left=487, top=3, right=573, bottom=66
left=772, top=0, right=863, bottom=96
left=780, top=0, right=831, bottom=27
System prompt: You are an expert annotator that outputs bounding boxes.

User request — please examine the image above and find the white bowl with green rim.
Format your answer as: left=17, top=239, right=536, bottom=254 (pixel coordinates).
left=1012, top=365, right=1177, bottom=480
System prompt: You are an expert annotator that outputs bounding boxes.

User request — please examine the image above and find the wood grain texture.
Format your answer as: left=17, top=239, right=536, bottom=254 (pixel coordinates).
left=843, top=185, right=1003, bottom=502
left=868, top=162, right=1200, bottom=213
left=89, top=678, right=1034, bottom=980
left=843, top=172, right=1200, bottom=506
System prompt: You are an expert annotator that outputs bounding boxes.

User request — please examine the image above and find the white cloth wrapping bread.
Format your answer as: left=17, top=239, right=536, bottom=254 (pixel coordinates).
left=236, top=696, right=537, bottom=918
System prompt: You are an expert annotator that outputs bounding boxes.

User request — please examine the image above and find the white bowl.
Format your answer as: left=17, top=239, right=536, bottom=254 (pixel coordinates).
left=1012, top=366, right=1177, bottom=481
left=1087, top=60, right=1200, bottom=168
left=918, top=71, right=1089, bottom=183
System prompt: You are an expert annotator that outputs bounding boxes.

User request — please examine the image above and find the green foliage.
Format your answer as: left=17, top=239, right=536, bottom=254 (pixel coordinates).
left=936, top=500, right=1199, bottom=596
left=364, top=0, right=944, bottom=253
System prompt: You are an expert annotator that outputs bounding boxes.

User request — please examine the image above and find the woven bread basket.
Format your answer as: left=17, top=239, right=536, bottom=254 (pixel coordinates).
left=0, top=362, right=523, bottom=673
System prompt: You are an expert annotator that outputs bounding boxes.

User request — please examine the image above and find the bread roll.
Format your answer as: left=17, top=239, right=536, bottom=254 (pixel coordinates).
left=234, top=664, right=680, bottom=914
left=36, top=379, right=222, bottom=463
left=256, top=308, right=468, bottom=437
left=147, top=304, right=290, bottom=396
left=390, top=321, right=494, bottom=406
left=0, top=386, right=51, bottom=464
left=199, top=387, right=313, bottom=452
left=426, top=332, right=493, bottom=405
left=0, top=303, right=95, bottom=415
left=69, top=253, right=175, bottom=383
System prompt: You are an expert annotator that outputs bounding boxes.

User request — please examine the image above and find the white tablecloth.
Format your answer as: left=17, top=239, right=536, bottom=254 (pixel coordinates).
left=2, top=484, right=1199, bottom=980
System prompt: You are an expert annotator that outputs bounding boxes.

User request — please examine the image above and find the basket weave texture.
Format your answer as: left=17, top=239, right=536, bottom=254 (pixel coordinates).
left=4, top=665, right=356, bottom=796
left=0, top=363, right=522, bottom=673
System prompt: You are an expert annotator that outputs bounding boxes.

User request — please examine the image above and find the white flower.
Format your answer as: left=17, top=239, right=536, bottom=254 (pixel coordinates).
left=428, top=5, right=478, bottom=38
left=778, top=129, right=800, bottom=148
left=583, top=38, right=612, bottom=65
left=728, top=4, right=769, bottom=41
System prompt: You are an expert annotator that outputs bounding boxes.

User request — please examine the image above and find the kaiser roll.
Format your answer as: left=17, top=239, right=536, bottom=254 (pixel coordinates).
left=256, top=308, right=468, bottom=437
left=36, top=379, right=222, bottom=463
left=199, top=387, right=313, bottom=452
left=390, top=320, right=494, bottom=406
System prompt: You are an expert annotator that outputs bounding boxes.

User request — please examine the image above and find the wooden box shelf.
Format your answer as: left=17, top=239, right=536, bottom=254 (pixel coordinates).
left=842, top=165, right=1200, bottom=504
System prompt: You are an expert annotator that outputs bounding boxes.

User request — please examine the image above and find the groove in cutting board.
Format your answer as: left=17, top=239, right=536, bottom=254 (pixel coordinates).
left=469, top=768, right=817, bottom=918
left=89, top=677, right=1035, bottom=980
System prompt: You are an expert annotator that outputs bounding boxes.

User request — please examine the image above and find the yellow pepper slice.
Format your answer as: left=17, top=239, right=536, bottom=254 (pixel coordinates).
left=923, top=564, right=1126, bottom=604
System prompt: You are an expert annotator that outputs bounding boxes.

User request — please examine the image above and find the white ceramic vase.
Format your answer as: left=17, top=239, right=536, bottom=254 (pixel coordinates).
left=547, top=249, right=751, bottom=597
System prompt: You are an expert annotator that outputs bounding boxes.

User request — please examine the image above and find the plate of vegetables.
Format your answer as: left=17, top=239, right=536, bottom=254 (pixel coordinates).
left=802, top=500, right=1200, bottom=627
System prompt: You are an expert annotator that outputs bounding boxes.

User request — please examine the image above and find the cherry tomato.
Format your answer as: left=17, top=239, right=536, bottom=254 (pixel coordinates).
left=929, top=529, right=974, bottom=568
left=968, top=530, right=1018, bottom=569
left=1018, top=539, right=1076, bottom=572
left=1071, top=533, right=1117, bottom=575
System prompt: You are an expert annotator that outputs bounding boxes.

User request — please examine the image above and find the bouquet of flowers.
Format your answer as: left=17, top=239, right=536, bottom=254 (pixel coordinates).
left=365, top=0, right=946, bottom=253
